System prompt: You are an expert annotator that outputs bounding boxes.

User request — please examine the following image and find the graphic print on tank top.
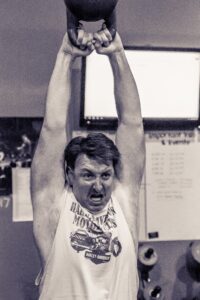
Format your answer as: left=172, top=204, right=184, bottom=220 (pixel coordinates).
left=69, top=199, right=122, bottom=264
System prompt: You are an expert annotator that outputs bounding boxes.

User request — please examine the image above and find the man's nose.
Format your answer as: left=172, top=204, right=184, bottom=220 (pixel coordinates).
left=93, top=178, right=103, bottom=192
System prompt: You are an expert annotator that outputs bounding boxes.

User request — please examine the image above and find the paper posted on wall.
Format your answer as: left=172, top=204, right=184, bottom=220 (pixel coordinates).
left=12, top=167, right=33, bottom=222
left=145, top=131, right=200, bottom=241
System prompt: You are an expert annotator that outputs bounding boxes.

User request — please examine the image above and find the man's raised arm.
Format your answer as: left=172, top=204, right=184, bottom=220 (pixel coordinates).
left=94, top=30, right=145, bottom=241
left=31, top=32, right=93, bottom=265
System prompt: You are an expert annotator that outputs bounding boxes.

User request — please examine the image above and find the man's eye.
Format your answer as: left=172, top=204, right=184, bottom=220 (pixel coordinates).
left=82, top=173, right=93, bottom=179
left=102, top=173, right=111, bottom=180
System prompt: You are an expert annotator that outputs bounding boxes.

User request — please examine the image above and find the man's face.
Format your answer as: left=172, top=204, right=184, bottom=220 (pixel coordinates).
left=69, top=154, right=115, bottom=213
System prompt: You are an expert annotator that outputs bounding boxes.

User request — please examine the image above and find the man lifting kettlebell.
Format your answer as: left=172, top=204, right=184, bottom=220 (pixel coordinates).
left=31, top=1, right=145, bottom=299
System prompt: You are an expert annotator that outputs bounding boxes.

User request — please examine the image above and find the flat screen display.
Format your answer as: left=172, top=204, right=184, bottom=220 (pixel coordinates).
left=81, top=48, right=200, bottom=129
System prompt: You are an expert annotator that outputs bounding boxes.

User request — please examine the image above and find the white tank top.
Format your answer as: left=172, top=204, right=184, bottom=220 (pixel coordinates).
left=37, top=189, right=138, bottom=300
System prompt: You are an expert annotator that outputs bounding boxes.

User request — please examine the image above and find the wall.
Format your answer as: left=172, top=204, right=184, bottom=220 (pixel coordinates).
left=117, top=0, right=200, bottom=48
left=1, top=1, right=200, bottom=299
left=0, top=203, right=40, bottom=300
left=0, top=1, right=66, bottom=116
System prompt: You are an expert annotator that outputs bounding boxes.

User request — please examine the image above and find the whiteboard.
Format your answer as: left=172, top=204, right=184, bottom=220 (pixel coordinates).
left=144, top=130, right=200, bottom=241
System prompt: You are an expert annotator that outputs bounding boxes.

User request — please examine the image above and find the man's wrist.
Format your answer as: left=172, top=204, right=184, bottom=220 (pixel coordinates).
left=58, top=50, right=77, bottom=64
left=108, top=49, right=126, bottom=64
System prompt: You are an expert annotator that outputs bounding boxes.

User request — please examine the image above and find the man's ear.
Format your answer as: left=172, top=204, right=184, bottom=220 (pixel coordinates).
left=67, top=167, right=74, bottom=187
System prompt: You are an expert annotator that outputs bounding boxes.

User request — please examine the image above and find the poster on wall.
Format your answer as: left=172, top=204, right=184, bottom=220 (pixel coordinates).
left=12, top=167, right=33, bottom=222
left=145, top=130, right=200, bottom=241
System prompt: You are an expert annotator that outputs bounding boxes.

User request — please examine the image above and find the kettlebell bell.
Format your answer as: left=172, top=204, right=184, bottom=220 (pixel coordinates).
left=64, top=0, right=119, bottom=46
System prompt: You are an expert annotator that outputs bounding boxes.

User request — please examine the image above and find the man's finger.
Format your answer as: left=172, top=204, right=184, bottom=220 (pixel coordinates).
left=103, top=28, right=113, bottom=42
left=93, top=32, right=103, bottom=44
left=77, top=29, right=85, bottom=45
left=87, top=41, right=95, bottom=51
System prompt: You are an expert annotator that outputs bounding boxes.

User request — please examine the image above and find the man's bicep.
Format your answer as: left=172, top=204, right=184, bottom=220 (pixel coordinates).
left=31, top=130, right=67, bottom=195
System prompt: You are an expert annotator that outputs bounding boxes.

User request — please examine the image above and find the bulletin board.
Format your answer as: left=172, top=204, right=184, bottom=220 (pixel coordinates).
left=141, top=129, right=200, bottom=241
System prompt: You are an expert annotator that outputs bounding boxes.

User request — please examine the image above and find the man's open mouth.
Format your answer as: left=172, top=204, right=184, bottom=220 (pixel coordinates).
left=90, top=194, right=104, bottom=203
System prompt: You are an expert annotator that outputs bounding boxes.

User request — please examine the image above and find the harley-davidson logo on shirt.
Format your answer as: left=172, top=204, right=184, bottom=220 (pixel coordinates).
left=69, top=201, right=122, bottom=264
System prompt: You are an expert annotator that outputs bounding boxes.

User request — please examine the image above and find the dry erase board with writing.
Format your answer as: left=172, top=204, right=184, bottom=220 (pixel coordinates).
left=140, top=130, right=200, bottom=241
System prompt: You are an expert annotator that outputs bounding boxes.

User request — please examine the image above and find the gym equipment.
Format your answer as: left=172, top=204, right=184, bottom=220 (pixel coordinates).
left=143, top=284, right=165, bottom=300
left=187, top=241, right=200, bottom=282
left=64, top=0, right=119, bottom=46
left=138, top=245, right=158, bottom=282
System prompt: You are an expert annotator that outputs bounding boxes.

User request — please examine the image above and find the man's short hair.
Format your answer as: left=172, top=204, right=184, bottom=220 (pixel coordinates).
left=64, top=132, right=121, bottom=178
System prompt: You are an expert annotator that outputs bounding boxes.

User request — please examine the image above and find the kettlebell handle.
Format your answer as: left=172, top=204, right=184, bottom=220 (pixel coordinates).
left=66, top=8, right=117, bottom=47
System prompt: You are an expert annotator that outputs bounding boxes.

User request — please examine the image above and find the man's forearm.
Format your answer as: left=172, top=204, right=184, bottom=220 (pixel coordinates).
left=43, top=52, right=74, bottom=131
left=109, top=50, right=142, bottom=126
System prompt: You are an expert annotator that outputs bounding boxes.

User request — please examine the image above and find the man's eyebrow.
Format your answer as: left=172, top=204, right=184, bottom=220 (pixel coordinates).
left=78, top=165, right=113, bottom=172
left=102, top=169, right=112, bottom=173
left=79, top=168, right=93, bottom=172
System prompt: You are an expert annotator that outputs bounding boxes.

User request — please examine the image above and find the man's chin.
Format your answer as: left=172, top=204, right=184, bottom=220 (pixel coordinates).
left=88, top=203, right=104, bottom=213
left=87, top=198, right=109, bottom=213
left=87, top=202, right=105, bottom=213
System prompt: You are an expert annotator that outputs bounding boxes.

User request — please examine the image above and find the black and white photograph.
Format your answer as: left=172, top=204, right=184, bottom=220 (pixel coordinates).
left=1, top=1, right=200, bottom=299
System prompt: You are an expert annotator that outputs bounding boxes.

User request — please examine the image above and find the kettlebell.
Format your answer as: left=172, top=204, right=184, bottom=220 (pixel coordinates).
left=138, top=245, right=158, bottom=282
left=64, top=0, right=119, bottom=46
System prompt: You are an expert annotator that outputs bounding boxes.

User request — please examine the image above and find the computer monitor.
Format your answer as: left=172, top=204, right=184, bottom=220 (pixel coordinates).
left=80, top=47, right=200, bottom=130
